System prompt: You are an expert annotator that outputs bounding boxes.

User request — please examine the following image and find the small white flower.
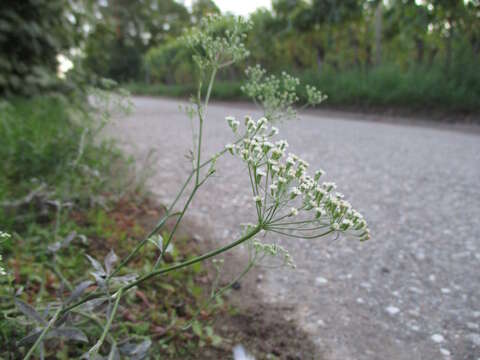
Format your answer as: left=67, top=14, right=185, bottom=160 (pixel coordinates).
left=315, top=207, right=325, bottom=217
left=342, top=219, right=353, bottom=229
left=270, top=184, right=278, bottom=193
left=276, top=140, right=289, bottom=149
left=253, top=195, right=262, bottom=204
left=262, top=141, right=274, bottom=153
left=289, top=207, right=298, bottom=217
left=225, top=143, right=235, bottom=154
left=291, top=187, right=302, bottom=196
left=270, top=126, right=279, bottom=136
left=226, top=116, right=240, bottom=132
left=331, top=223, right=340, bottom=231
left=286, top=157, right=295, bottom=166
left=271, top=148, right=284, bottom=159
left=257, top=117, right=268, bottom=127
left=314, top=169, right=325, bottom=180
left=323, top=182, right=337, bottom=191
left=298, top=159, right=309, bottom=168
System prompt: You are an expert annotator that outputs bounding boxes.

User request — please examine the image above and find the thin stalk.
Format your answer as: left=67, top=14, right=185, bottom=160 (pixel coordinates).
left=122, top=225, right=261, bottom=292
left=262, top=165, right=270, bottom=217
left=24, top=307, right=62, bottom=360
left=109, top=171, right=195, bottom=279
left=62, top=226, right=262, bottom=316
left=204, top=67, right=217, bottom=110
left=90, top=289, right=123, bottom=359
left=266, top=228, right=334, bottom=239
left=268, top=224, right=330, bottom=232
left=162, top=67, right=218, bottom=256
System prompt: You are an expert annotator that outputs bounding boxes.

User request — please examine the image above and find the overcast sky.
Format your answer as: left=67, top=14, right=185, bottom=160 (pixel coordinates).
left=181, top=0, right=272, bottom=16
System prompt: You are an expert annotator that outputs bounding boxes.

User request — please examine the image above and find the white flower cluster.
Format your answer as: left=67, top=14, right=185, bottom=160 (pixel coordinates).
left=252, top=240, right=296, bottom=268
left=306, top=84, right=328, bottom=105
left=185, top=15, right=251, bottom=69
left=241, top=65, right=299, bottom=122
left=224, top=116, right=370, bottom=241
left=0, top=231, right=10, bottom=276
left=241, top=65, right=326, bottom=123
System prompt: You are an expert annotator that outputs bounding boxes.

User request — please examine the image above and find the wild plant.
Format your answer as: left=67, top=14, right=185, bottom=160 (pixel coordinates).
left=9, top=14, right=369, bottom=359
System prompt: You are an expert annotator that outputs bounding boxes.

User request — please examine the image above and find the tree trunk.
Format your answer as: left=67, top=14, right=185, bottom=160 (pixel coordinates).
left=428, top=47, right=438, bottom=67
left=415, top=36, right=424, bottom=65
left=316, top=46, right=325, bottom=73
left=349, top=25, right=360, bottom=68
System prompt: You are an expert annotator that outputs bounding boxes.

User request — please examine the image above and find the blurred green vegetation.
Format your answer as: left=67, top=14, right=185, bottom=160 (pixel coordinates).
left=78, top=0, right=480, bottom=113
left=0, top=96, right=231, bottom=358
left=126, top=59, right=480, bottom=112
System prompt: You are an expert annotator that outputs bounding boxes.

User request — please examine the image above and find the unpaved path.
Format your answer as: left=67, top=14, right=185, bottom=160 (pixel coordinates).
left=109, top=97, right=480, bottom=360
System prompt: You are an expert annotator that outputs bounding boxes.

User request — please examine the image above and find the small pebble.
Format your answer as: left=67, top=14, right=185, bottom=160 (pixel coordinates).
left=467, top=333, right=480, bottom=346
left=467, top=322, right=479, bottom=330
left=386, top=306, right=400, bottom=315
left=315, top=277, right=328, bottom=286
left=440, top=348, right=451, bottom=356
left=431, top=334, right=445, bottom=343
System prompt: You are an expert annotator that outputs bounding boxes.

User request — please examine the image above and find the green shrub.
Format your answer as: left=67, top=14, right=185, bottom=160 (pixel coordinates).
left=0, top=97, right=81, bottom=183
left=0, top=0, right=77, bottom=97
left=0, top=95, right=127, bottom=231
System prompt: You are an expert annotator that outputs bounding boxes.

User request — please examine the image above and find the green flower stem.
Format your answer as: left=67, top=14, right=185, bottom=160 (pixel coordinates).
left=89, top=288, right=123, bottom=359
left=161, top=66, right=218, bottom=258
left=122, top=224, right=261, bottom=293
left=61, top=225, right=262, bottom=316
left=262, top=165, right=270, bottom=216
left=204, top=66, right=217, bottom=110
left=24, top=306, right=62, bottom=360
left=96, top=134, right=246, bottom=286
left=266, top=228, right=333, bottom=239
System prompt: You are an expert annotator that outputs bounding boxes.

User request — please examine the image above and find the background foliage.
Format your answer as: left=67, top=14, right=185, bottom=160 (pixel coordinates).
left=81, top=0, right=480, bottom=112
left=0, top=0, right=80, bottom=96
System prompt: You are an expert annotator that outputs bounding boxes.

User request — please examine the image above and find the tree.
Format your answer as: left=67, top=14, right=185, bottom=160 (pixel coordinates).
left=83, top=0, right=190, bottom=81
left=0, top=0, right=78, bottom=96
left=191, top=0, right=220, bottom=21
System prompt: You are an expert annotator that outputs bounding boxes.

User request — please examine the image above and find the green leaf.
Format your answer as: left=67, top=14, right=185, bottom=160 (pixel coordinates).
left=159, top=283, right=175, bottom=292
left=205, top=326, right=214, bottom=337
left=192, top=321, right=202, bottom=337
left=211, top=335, right=222, bottom=346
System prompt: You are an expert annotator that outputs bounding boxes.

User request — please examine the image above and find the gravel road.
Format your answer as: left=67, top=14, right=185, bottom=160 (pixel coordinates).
left=108, top=97, right=480, bottom=360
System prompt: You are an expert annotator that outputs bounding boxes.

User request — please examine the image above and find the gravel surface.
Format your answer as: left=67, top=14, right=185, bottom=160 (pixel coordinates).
left=108, top=97, right=480, bottom=360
